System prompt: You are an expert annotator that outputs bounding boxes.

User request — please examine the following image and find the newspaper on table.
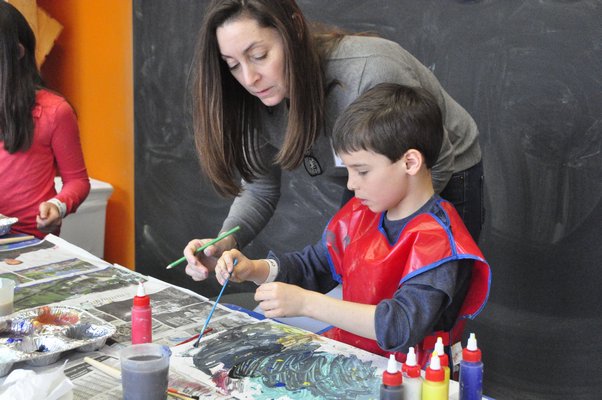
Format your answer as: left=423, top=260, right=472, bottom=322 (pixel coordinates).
left=0, top=235, right=406, bottom=399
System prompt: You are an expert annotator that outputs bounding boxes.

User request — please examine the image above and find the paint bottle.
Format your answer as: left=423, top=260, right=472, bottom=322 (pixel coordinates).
left=131, top=281, right=152, bottom=344
left=380, top=354, right=403, bottom=400
left=434, top=337, right=450, bottom=399
left=401, top=347, right=422, bottom=400
left=459, top=333, right=483, bottom=400
left=422, top=351, right=447, bottom=400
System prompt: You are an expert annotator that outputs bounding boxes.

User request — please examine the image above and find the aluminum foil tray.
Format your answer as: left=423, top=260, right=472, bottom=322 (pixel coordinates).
left=0, top=305, right=116, bottom=376
left=0, top=214, right=18, bottom=236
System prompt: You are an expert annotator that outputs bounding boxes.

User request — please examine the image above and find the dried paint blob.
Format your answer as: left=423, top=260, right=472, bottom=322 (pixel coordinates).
left=33, top=306, right=80, bottom=327
left=3, top=259, right=22, bottom=265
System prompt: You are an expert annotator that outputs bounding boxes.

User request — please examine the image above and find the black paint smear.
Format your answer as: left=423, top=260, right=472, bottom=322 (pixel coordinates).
left=193, top=321, right=379, bottom=399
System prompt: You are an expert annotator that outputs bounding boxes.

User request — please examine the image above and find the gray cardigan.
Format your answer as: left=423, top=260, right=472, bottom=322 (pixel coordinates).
left=222, top=36, right=481, bottom=247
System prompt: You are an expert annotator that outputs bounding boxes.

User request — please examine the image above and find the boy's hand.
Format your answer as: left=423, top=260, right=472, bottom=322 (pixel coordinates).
left=215, top=249, right=272, bottom=285
left=215, top=249, right=252, bottom=284
left=255, top=282, right=310, bottom=318
left=183, top=235, right=234, bottom=281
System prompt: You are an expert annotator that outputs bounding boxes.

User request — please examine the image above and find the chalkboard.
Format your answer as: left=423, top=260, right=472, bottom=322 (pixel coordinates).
left=133, top=1, right=602, bottom=398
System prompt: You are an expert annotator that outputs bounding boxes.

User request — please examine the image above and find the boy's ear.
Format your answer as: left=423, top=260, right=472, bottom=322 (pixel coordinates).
left=403, top=149, right=423, bottom=175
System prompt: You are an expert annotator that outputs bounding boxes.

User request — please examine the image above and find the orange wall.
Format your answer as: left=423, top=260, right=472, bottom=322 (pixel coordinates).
left=38, top=0, right=135, bottom=269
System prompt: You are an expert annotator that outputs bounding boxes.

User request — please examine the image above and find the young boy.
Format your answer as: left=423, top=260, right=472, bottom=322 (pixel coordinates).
left=198, top=83, right=491, bottom=364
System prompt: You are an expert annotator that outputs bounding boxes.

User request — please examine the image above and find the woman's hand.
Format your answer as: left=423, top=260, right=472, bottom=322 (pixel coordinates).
left=36, top=202, right=62, bottom=234
left=184, top=235, right=236, bottom=281
left=254, top=282, right=312, bottom=319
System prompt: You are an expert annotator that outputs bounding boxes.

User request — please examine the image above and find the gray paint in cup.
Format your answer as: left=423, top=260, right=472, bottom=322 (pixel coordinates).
left=120, top=343, right=170, bottom=400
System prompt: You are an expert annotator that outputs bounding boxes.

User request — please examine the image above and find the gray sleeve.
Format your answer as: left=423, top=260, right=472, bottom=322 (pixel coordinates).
left=431, top=127, right=454, bottom=193
left=221, top=144, right=281, bottom=248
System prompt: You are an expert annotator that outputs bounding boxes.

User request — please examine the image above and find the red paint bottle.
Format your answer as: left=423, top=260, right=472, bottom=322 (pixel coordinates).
left=131, top=281, right=152, bottom=344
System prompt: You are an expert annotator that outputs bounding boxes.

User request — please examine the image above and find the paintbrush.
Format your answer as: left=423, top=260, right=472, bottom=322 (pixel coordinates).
left=193, top=259, right=237, bottom=348
left=0, top=235, right=35, bottom=245
left=165, top=226, right=240, bottom=270
left=84, top=356, right=122, bottom=380
left=174, top=328, right=213, bottom=346
left=167, top=388, right=199, bottom=400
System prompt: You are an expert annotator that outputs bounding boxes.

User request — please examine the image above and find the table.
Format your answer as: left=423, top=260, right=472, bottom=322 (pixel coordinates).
left=0, top=234, right=485, bottom=399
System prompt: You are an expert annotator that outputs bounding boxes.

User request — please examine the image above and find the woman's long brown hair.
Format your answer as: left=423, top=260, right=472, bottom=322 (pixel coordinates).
left=191, top=0, right=327, bottom=197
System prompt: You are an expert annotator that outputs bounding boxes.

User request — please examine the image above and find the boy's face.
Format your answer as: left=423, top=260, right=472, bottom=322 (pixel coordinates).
left=341, top=150, right=408, bottom=215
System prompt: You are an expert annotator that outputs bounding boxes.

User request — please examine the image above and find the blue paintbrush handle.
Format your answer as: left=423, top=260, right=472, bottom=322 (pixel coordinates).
left=193, top=259, right=237, bottom=347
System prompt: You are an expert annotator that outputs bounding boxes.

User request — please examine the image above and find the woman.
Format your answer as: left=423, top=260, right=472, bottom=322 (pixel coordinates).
left=184, top=0, right=483, bottom=279
left=0, top=2, right=90, bottom=239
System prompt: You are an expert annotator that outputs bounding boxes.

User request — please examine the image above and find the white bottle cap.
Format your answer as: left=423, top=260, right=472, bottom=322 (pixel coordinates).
left=136, top=281, right=146, bottom=297
left=406, top=347, right=417, bottom=367
left=387, top=354, right=398, bottom=373
left=435, top=336, right=444, bottom=355
left=430, top=351, right=441, bottom=370
left=467, top=332, right=478, bottom=351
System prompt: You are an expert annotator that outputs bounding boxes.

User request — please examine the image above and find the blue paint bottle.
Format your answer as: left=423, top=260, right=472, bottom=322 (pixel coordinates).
left=380, top=354, right=403, bottom=400
left=459, top=333, right=483, bottom=400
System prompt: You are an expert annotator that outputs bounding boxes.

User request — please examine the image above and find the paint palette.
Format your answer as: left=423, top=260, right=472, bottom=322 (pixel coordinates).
left=0, top=214, right=18, bottom=236
left=0, top=305, right=116, bottom=376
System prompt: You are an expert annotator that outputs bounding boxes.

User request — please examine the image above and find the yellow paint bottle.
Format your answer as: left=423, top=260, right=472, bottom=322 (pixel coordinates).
left=421, top=351, right=447, bottom=400
left=434, top=337, right=450, bottom=399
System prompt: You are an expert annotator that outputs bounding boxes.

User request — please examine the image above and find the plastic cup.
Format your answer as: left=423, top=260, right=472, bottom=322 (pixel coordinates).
left=0, top=278, right=15, bottom=316
left=120, top=343, right=171, bottom=400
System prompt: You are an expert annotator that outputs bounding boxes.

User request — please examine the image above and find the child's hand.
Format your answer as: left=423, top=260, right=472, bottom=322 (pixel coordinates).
left=255, top=282, right=309, bottom=318
left=214, top=249, right=255, bottom=285
left=36, top=202, right=62, bottom=233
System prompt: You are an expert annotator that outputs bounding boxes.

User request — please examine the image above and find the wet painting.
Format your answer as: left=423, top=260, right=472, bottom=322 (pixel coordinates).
left=172, top=320, right=386, bottom=400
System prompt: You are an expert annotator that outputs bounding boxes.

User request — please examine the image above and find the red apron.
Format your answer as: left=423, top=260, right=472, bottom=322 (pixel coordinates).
left=323, top=197, right=491, bottom=366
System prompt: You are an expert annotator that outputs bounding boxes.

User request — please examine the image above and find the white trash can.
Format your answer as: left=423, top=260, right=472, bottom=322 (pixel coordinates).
left=54, top=177, right=113, bottom=258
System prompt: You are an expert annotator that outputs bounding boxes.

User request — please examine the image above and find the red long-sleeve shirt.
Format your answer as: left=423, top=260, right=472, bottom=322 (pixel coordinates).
left=0, top=89, right=90, bottom=238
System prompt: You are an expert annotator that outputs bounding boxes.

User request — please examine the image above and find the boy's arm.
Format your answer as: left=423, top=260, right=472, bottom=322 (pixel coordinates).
left=255, top=282, right=377, bottom=340
left=216, top=240, right=338, bottom=291
left=271, top=240, right=339, bottom=293
left=375, top=259, right=471, bottom=352
left=302, top=291, right=377, bottom=339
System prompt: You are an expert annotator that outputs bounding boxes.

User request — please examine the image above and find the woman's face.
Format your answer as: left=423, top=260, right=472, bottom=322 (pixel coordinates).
left=217, top=16, right=288, bottom=106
